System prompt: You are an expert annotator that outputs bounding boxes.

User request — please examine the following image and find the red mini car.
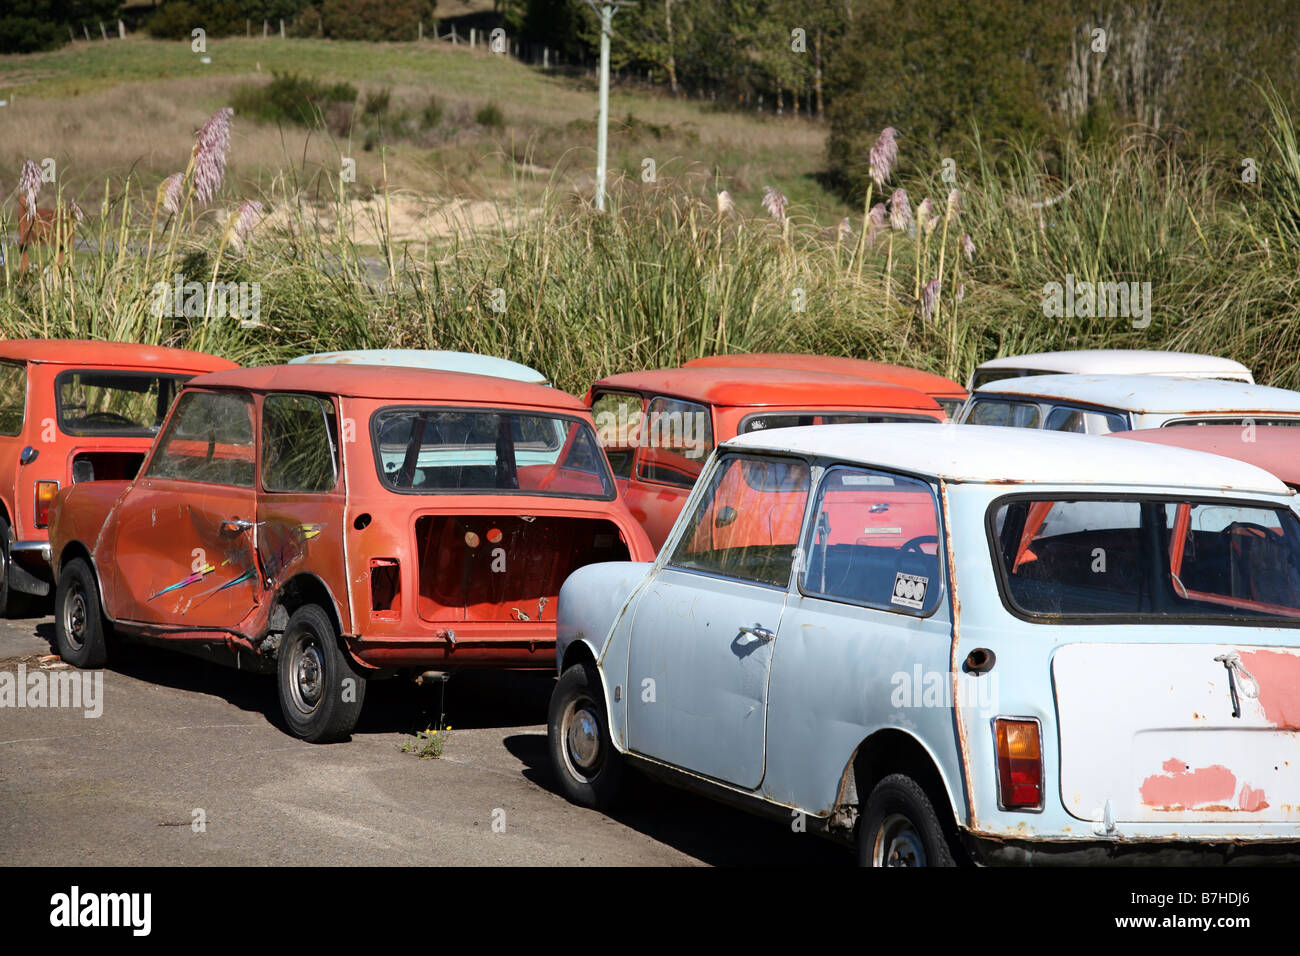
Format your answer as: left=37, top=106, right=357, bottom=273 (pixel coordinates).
left=0, top=339, right=236, bottom=616
left=49, top=364, right=653, bottom=742
left=1111, top=425, right=1300, bottom=489
left=587, top=366, right=946, bottom=549
left=684, top=352, right=969, bottom=420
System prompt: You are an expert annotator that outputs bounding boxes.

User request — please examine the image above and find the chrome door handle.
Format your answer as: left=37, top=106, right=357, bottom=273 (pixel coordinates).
left=221, top=518, right=255, bottom=534
left=738, top=624, right=776, bottom=643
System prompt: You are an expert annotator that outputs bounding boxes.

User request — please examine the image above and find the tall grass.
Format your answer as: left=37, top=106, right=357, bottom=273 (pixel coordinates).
left=3, top=86, right=1299, bottom=395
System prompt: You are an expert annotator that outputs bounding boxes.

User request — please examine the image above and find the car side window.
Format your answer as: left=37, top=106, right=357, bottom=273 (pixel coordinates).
left=635, top=396, right=714, bottom=488
left=590, top=390, right=643, bottom=479
left=967, top=398, right=1041, bottom=428
left=0, top=363, right=25, bottom=436
left=147, top=391, right=256, bottom=487
left=801, top=466, right=942, bottom=615
left=1044, top=405, right=1126, bottom=434
left=668, top=455, right=809, bottom=587
left=262, top=393, right=339, bottom=493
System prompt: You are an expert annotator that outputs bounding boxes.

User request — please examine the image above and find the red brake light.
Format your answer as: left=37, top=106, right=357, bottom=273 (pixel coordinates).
left=994, top=718, right=1042, bottom=809
left=34, top=480, right=59, bottom=528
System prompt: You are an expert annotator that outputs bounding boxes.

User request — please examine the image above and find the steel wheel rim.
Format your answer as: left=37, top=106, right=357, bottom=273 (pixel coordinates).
left=874, top=813, right=927, bottom=867
left=63, top=582, right=88, bottom=651
left=288, top=632, right=325, bottom=715
left=561, top=696, right=603, bottom=782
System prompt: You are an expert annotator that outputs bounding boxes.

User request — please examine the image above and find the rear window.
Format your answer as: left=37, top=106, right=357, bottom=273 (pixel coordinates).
left=739, top=410, right=939, bottom=432
left=969, top=368, right=1037, bottom=390
left=371, top=406, right=614, bottom=499
left=1044, top=405, right=1128, bottom=434
left=56, top=369, right=188, bottom=437
left=990, top=495, right=1300, bottom=624
left=0, top=363, right=25, bottom=436
left=965, top=398, right=1041, bottom=428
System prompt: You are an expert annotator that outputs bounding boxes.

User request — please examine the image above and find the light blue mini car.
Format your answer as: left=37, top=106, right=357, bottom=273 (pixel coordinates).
left=548, top=423, right=1300, bottom=865
left=290, top=349, right=548, bottom=385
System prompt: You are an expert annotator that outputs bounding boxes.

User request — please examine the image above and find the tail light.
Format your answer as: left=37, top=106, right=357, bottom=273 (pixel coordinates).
left=994, top=718, right=1043, bottom=810
left=34, top=480, right=59, bottom=528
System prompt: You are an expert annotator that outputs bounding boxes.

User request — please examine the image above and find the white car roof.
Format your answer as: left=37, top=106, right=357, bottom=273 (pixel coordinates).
left=970, top=374, right=1300, bottom=415
left=290, top=349, right=548, bottom=384
left=723, top=423, right=1291, bottom=493
left=974, top=349, right=1252, bottom=379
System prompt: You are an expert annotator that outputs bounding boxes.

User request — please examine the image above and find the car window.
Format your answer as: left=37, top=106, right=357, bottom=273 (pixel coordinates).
left=1164, top=417, right=1300, bottom=428
left=590, top=390, right=643, bottom=479
left=969, top=368, right=1036, bottom=390
left=1044, top=405, right=1127, bottom=434
left=0, top=363, right=25, bottom=436
left=262, top=393, right=338, bottom=493
left=668, top=455, right=809, bottom=587
left=801, top=466, right=942, bottom=615
left=371, top=407, right=614, bottom=499
left=146, top=391, right=256, bottom=487
left=635, top=396, right=713, bottom=488
left=739, top=411, right=939, bottom=432
left=966, top=398, right=1041, bottom=428
left=55, top=369, right=188, bottom=436
left=991, top=495, right=1300, bottom=623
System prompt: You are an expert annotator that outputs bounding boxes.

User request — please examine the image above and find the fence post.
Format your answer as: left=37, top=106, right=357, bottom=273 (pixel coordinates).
left=263, top=20, right=269, bottom=38
left=118, top=19, right=125, bottom=39
left=451, top=24, right=458, bottom=44
left=99, top=21, right=107, bottom=39
left=418, top=20, right=423, bottom=41
left=246, top=19, right=251, bottom=37
left=279, top=19, right=285, bottom=39
left=470, top=28, right=475, bottom=49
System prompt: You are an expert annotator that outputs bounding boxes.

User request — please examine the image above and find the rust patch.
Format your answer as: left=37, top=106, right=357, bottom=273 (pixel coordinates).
left=1140, top=758, right=1270, bottom=812
left=1239, top=649, right=1300, bottom=730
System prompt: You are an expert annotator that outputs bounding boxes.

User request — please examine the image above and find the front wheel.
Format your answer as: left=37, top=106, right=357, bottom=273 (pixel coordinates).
left=548, top=662, right=623, bottom=809
left=55, top=557, right=108, bottom=669
left=276, top=604, right=366, bottom=743
left=858, top=773, right=957, bottom=867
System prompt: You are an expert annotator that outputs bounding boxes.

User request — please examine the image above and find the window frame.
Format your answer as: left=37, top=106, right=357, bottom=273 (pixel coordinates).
left=589, top=388, right=646, bottom=480
left=260, top=391, right=341, bottom=495
left=1042, top=402, right=1131, bottom=434
left=737, top=409, right=941, bottom=434
left=54, top=367, right=190, bottom=438
left=963, top=396, right=1047, bottom=429
left=985, top=490, right=1300, bottom=627
left=0, top=361, right=27, bottom=437
left=663, top=451, right=813, bottom=591
left=142, top=387, right=258, bottom=489
left=367, top=403, right=617, bottom=501
left=795, top=462, right=947, bottom=618
left=632, top=394, right=716, bottom=490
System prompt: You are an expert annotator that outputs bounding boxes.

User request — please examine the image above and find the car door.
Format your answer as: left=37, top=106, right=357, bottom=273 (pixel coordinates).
left=625, top=453, right=810, bottom=788
left=110, top=389, right=264, bottom=628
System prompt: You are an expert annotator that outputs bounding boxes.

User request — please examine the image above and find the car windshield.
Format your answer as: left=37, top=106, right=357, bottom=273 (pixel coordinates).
left=372, top=407, right=615, bottom=499
left=991, top=495, right=1300, bottom=623
left=739, top=410, right=938, bottom=432
left=56, top=369, right=189, bottom=436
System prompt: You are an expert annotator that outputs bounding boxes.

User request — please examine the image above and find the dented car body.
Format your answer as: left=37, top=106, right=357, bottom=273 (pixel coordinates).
left=49, top=364, right=653, bottom=742
left=547, top=423, right=1300, bottom=865
left=0, top=339, right=236, bottom=615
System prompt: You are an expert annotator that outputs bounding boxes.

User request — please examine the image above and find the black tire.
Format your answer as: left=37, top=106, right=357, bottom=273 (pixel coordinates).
left=54, top=557, right=108, bottom=669
left=276, top=604, right=366, bottom=743
left=0, top=516, right=27, bottom=618
left=548, top=661, right=623, bottom=809
left=858, top=773, right=957, bottom=867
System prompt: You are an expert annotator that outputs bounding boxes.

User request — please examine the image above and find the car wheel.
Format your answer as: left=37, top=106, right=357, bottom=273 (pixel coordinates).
left=858, top=773, right=957, bottom=867
left=276, top=604, right=366, bottom=743
left=55, top=557, right=108, bottom=669
left=548, top=661, right=623, bottom=809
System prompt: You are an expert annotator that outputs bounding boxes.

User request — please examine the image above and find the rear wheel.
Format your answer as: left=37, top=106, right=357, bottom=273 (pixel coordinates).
left=0, top=516, right=27, bottom=618
left=276, top=604, right=366, bottom=743
left=548, top=661, right=623, bottom=808
left=55, top=558, right=108, bottom=668
left=858, top=773, right=957, bottom=867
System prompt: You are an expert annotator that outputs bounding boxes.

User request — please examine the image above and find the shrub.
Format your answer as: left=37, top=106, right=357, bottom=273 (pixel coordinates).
left=231, top=72, right=357, bottom=128
left=475, top=102, right=505, bottom=130
left=420, top=95, right=444, bottom=130
left=318, top=0, right=434, bottom=42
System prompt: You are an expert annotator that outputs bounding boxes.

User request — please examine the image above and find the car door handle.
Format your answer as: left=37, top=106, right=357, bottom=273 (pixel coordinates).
left=221, top=518, right=255, bottom=534
left=737, top=624, right=775, bottom=643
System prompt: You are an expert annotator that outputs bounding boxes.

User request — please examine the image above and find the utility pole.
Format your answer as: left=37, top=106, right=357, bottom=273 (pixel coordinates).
left=584, top=1, right=636, bottom=211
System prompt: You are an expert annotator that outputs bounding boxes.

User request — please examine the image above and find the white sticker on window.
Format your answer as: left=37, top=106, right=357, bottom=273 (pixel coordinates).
left=891, top=572, right=929, bottom=609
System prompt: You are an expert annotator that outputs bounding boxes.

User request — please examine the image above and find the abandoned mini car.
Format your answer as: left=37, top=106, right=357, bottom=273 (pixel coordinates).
left=49, top=364, right=653, bottom=742
left=0, top=339, right=237, bottom=616
left=548, top=423, right=1300, bottom=865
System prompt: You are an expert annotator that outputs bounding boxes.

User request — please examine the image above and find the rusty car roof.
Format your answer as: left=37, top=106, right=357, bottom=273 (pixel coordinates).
left=591, top=366, right=943, bottom=411
left=724, top=422, right=1292, bottom=493
left=0, top=338, right=238, bottom=372
left=685, top=352, right=967, bottom=397
left=1111, top=426, right=1300, bottom=485
left=190, top=363, right=590, bottom=411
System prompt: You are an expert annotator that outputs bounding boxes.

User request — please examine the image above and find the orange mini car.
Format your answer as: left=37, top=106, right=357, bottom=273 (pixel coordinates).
left=684, top=352, right=969, bottom=420
left=587, top=366, right=946, bottom=549
left=0, top=339, right=236, bottom=616
left=49, top=364, right=653, bottom=742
